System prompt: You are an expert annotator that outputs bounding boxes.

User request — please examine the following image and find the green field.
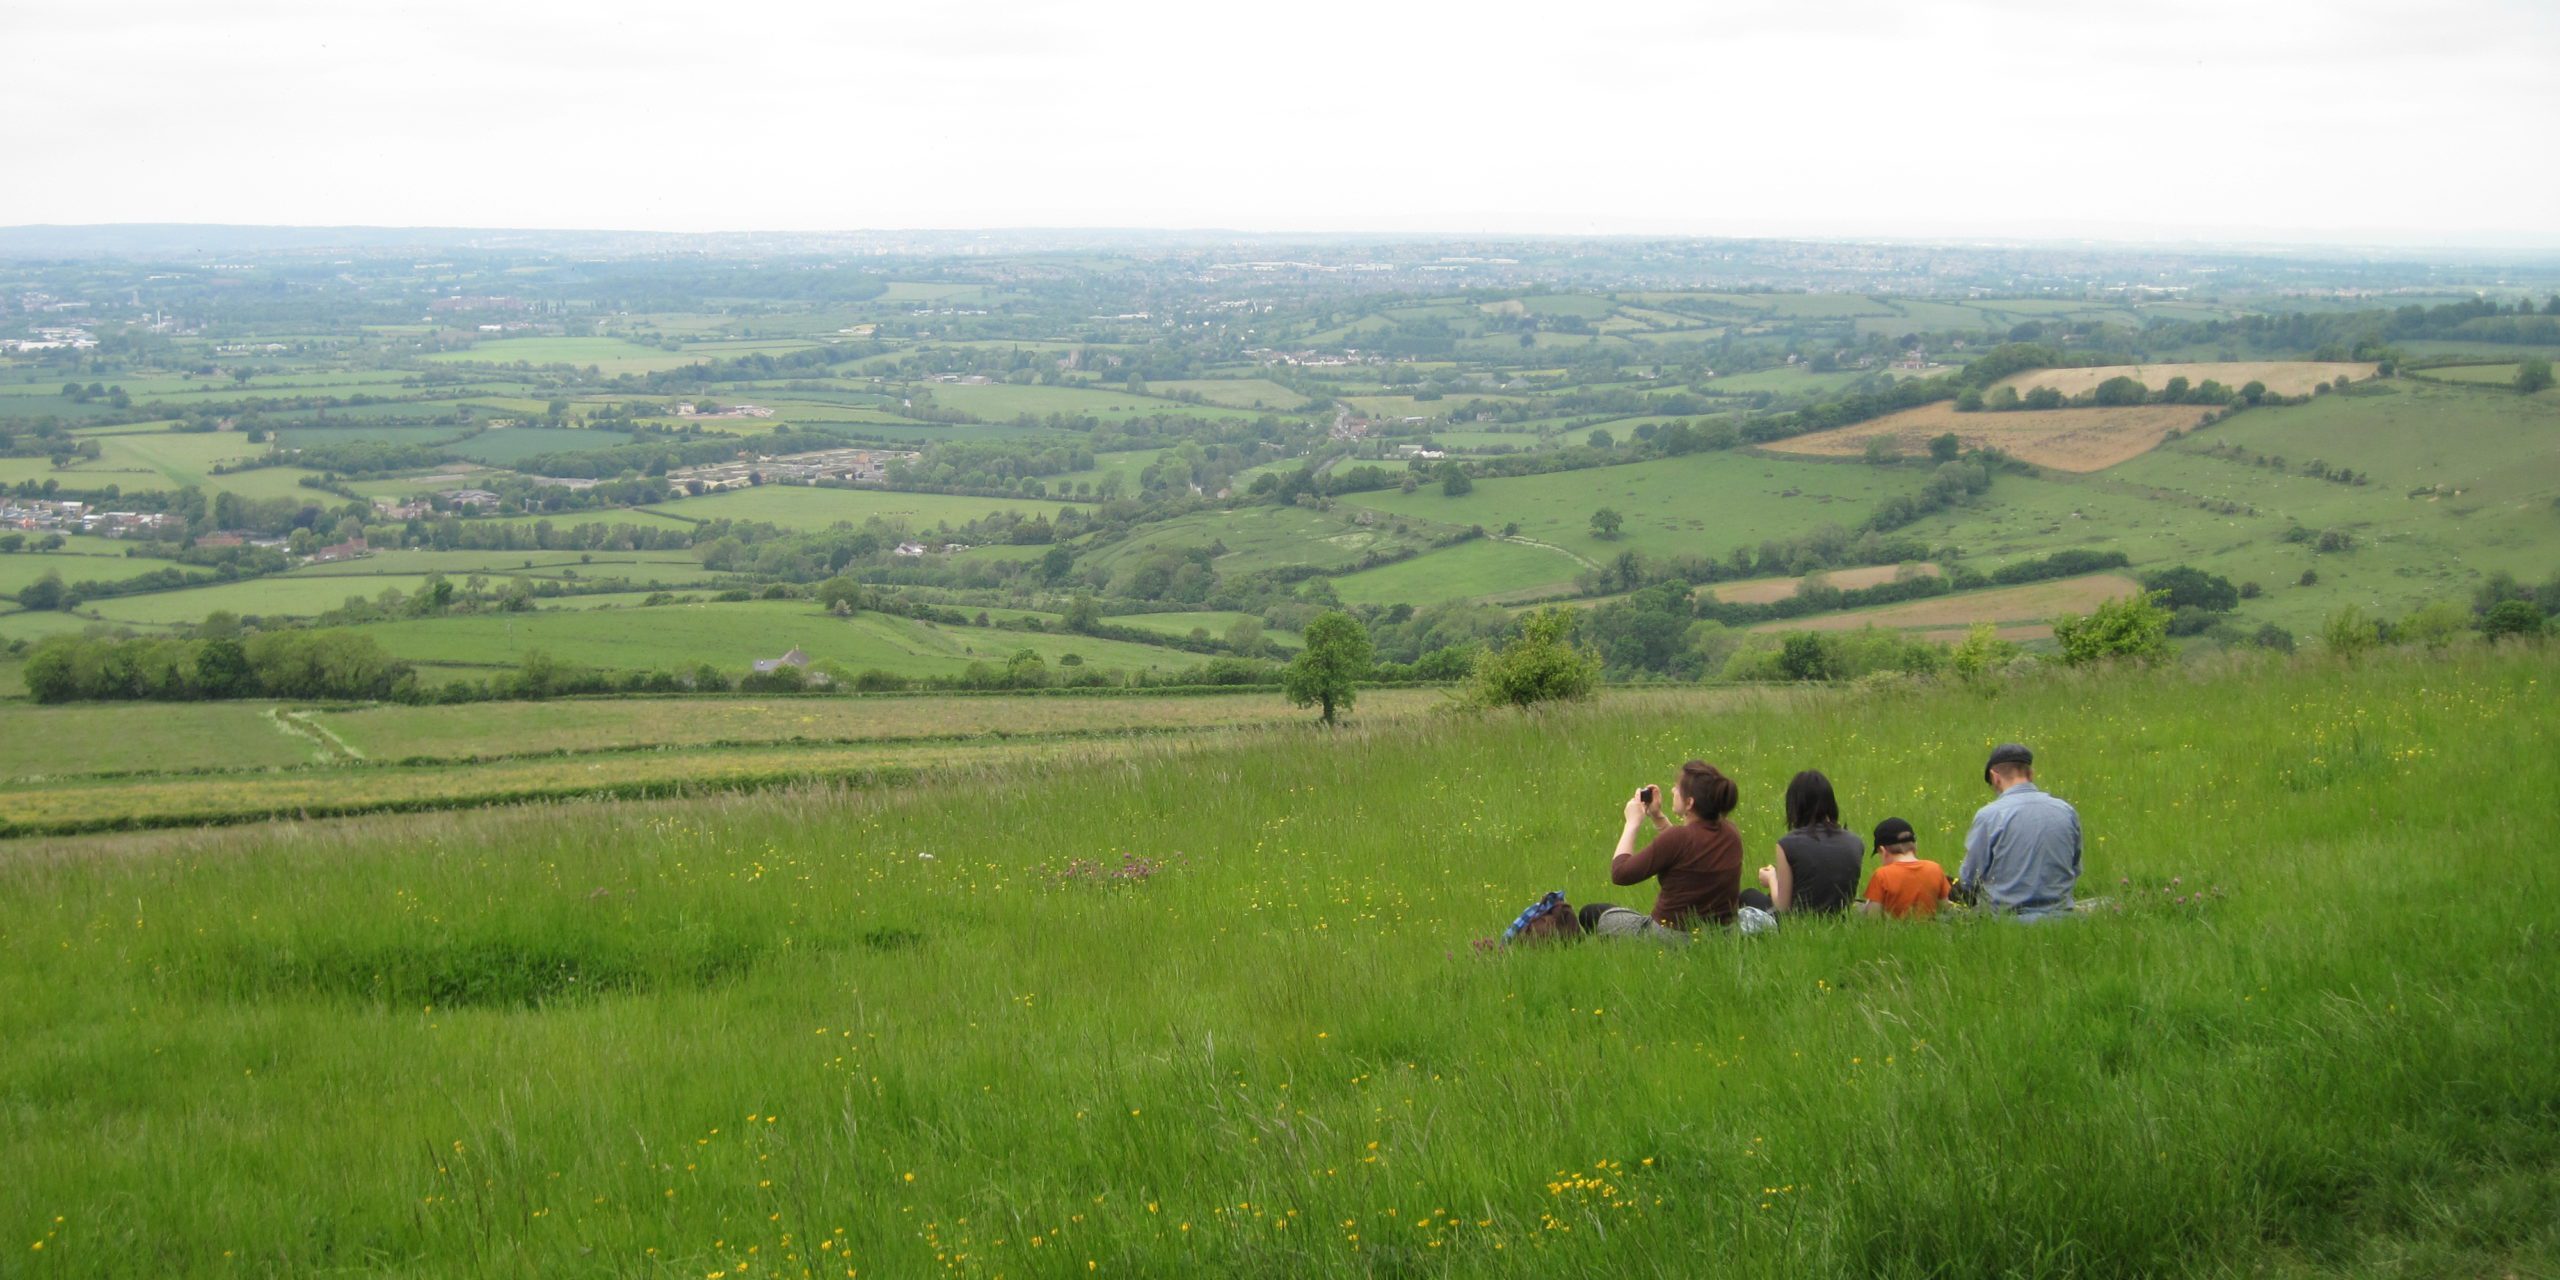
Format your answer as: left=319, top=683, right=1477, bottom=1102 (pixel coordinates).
left=419, top=337, right=713, bottom=375
left=644, top=486, right=1082, bottom=532
left=1106, top=611, right=1303, bottom=645
left=448, top=427, right=635, bottom=465
left=1344, top=452, right=1922, bottom=565
left=917, top=381, right=1282, bottom=424
left=1045, top=449, right=1162, bottom=495
left=280, top=548, right=714, bottom=582
left=1079, top=505, right=1440, bottom=577
left=3, top=649, right=2552, bottom=1274
left=343, top=600, right=1202, bottom=677
left=1149, top=378, right=1311, bottom=410
left=1328, top=536, right=1586, bottom=606
left=1908, top=380, right=2560, bottom=633
left=0, top=547, right=187, bottom=600
left=33, top=430, right=323, bottom=500
left=82, top=575, right=454, bottom=626
left=0, top=703, right=325, bottom=780
left=2414, top=362, right=2537, bottom=385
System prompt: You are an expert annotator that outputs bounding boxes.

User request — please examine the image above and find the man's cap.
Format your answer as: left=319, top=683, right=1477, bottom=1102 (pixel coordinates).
left=1872, top=817, right=1917, bottom=850
left=1983, top=742, right=2033, bottom=784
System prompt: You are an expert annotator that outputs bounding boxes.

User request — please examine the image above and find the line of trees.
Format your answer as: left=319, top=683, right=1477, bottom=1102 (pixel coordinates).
left=23, top=630, right=413, bottom=703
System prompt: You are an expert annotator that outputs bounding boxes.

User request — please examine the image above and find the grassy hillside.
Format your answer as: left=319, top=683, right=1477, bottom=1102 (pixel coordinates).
left=1908, top=379, right=2560, bottom=633
left=3, top=648, right=2553, bottom=1275
left=1344, top=452, right=1920, bottom=568
left=643, top=486, right=1082, bottom=531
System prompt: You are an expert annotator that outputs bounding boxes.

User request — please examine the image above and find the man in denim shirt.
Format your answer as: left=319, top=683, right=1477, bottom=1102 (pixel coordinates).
left=1960, top=743, right=2081, bottom=920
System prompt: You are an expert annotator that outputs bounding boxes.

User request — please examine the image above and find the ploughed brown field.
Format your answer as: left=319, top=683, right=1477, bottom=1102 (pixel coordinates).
left=1747, top=572, right=2141, bottom=642
left=1992, top=360, right=2377, bottom=400
left=1765, top=402, right=2209, bottom=472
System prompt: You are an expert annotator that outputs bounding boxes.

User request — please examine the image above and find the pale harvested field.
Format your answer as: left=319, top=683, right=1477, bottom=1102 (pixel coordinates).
left=1994, top=361, right=2376, bottom=399
left=1750, top=572, right=2141, bottom=642
left=1767, top=402, right=2210, bottom=472
left=1709, top=562, right=1939, bottom=604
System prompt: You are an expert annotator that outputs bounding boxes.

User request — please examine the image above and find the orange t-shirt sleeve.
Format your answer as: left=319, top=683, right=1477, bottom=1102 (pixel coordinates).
left=1864, top=873, right=1887, bottom=903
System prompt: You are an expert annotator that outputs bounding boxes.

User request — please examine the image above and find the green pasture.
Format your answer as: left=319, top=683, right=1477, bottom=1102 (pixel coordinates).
left=1344, top=452, right=1923, bottom=565
left=644, top=486, right=1082, bottom=532
left=477, top=508, right=700, bottom=534
left=917, top=382, right=1278, bottom=424
left=420, top=337, right=709, bottom=375
left=448, top=427, right=636, bottom=465
left=278, top=426, right=472, bottom=451
left=1149, top=379, right=1311, bottom=410
left=345, top=600, right=1200, bottom=676
left=1046, top=449, right=1162, bottom=495
left=1079, top=506, right=1439, bottom=577
left=1107, top=611, right=1303, bottom=645
left=36, top=432, right=330, bottom=502
left=81, top=575, right=452, bottom=627
left=0, top=703, right=321, bottom=781
left=3, top=650, right=2552, bottom=1275
left=0, top=548, right=188, bottom=600
left=1328, top=537, right=1586, bottom=607
left=0, top=604, right=105, bottom=643
left=878, top=282, right=990, bottom=302
left=282, top=549, right=714, bottom=582
left=2414, top=363, right=2526, bottom=385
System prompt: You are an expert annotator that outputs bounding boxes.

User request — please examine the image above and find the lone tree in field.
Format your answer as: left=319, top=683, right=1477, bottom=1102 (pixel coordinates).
left=1438, top=461, right=1473, bottom=497
left=1589, top=507, right=1624, bottom=539
left=2516, top=357, right=2555, bottom=396
left=1285, top=610, right=1372, bottom=726
left=1929, top=432, right=1962, bottom=462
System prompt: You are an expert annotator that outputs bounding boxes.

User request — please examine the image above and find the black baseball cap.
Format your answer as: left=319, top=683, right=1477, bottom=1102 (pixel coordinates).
left=1984, top=742, right=2033, bottom=785
left=1871, top=817, right=1916, bottom=851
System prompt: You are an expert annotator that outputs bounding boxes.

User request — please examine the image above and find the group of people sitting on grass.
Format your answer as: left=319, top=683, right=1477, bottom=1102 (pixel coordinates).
left=1499, top=743, right=2082, bottom=947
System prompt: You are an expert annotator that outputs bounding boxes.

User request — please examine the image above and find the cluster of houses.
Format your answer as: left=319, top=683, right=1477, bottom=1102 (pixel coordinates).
left=892, top=540, right=970, bottom=557
left=665, top=446, right=918, bottom=495
left=195, top=530, right=368, bottom=561
left=2, top=499, right=179, bottom=537
left=1, top=326, right=98, bottom=353
left=672, top=403, right=775, bottom=419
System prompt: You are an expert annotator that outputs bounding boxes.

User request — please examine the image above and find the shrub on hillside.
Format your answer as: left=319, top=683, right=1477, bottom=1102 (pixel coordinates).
left=2052, top=591, right=2173, bottom=666
left=1950, top=622, right=2022, bottom=684
left=1468, top=607, right=1599, bottom=708
left=2321, top=604, right=2384, bottom=658
left=2140, top=565, right=2240, bottom=613
left=2482, top=598, right=2546, bottom=639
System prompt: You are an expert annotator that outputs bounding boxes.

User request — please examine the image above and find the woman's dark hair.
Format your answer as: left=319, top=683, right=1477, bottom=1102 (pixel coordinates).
left=1784, top=770, right=1843, bottom=833
left=1677, top=760, right=1738, bottom=827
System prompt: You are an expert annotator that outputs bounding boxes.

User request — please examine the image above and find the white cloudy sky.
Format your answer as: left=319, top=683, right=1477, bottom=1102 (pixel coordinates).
left=4, top=0, right=2555, bottom=246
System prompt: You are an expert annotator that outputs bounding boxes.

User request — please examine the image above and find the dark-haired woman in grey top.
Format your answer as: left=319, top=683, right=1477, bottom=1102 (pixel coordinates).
left=1739, top=770, right=1863, bottom=915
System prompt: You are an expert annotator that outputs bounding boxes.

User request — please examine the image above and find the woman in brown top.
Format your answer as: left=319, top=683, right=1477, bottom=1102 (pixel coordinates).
left=1608, top=759, right=1743, bottom=928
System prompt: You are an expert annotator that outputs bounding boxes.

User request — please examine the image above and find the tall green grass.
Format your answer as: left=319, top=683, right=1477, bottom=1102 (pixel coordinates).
left=3, top=648, right=2556, bottom=1277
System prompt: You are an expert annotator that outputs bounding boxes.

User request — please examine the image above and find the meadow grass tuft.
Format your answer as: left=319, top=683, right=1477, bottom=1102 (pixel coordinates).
left=2, top=647, right=2556, bottom=1276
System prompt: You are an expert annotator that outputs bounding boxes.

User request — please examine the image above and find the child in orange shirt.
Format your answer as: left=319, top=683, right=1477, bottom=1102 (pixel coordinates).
left=1860, top=817, right=1952, bottom=919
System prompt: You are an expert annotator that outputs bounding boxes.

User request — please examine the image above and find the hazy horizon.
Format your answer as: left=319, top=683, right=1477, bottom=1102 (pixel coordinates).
left=5, top=0, right=2557, bottom=252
